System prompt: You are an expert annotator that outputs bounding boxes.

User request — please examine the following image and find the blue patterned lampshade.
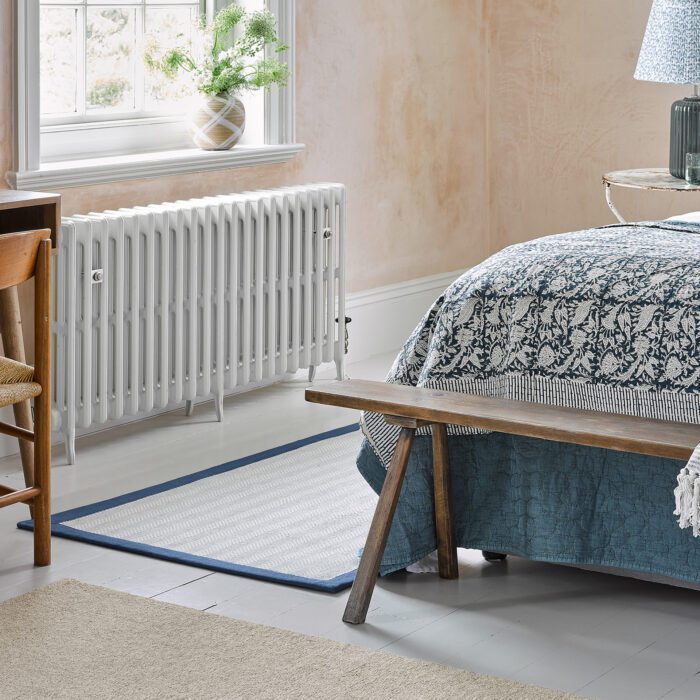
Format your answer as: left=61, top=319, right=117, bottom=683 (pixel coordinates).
left=635, top=0, right=700, bottom=83
left=635, top=0, right=700, bottom=178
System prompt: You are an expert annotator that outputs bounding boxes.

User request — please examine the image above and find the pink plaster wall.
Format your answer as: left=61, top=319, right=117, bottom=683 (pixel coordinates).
left=0, top=0, right=489, bottom=293
left=488, top=0, right=695, bottom=250
left=3, top=0, right=699, bottom=294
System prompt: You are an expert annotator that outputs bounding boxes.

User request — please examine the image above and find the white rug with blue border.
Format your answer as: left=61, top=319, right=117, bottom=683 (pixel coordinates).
left=18, top=425, right=376, bottom=592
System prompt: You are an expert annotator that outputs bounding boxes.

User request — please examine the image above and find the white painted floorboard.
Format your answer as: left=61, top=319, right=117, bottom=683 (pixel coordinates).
left=2, top=352, right=700, bottom=699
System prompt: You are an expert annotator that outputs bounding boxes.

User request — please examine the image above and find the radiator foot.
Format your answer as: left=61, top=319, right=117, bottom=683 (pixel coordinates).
left=335, top=357, right=346, bottom=381
left=308, top=365, right=317, bottom=383
left=64, top=430, right=76, bottom=465
left=185, top=400, right=194, bottom=417
left=215, top=393, right=224, bottom=422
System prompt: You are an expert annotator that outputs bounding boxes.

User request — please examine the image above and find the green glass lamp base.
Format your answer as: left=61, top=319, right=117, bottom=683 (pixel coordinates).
left=670, top=96, right=700, bottom=179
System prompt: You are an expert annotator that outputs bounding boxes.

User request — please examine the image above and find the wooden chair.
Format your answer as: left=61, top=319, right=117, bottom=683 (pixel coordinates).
left=0, top=229, right=52, bottom=566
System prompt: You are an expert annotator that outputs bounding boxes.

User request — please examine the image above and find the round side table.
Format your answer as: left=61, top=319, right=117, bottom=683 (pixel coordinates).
left=603, top=168, right=700, bottom=223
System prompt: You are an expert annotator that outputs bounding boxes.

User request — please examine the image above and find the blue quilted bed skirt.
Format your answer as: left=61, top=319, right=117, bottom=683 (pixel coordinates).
left=357, top=434, right=698, bottom=582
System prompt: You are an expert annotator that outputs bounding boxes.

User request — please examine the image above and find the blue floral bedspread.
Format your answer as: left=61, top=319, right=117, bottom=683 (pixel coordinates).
left=358, top=222, right=700, bottom=578
left=362, top=222, right=700, bottom=466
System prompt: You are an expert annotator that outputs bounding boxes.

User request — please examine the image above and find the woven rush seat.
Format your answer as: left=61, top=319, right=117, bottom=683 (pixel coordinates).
left=0, top=357, right=41, bottom=409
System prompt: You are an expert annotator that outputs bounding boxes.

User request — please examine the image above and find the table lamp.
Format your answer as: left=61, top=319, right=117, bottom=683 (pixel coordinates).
left=635, top=0, right=700, bottom=179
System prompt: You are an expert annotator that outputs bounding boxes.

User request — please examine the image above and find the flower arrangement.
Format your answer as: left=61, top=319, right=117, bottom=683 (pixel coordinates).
left=145, top=4, right=289, bottom=98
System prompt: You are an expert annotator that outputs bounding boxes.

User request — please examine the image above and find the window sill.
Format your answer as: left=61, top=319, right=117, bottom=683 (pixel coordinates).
left=7, top=143, right=305, bottom=190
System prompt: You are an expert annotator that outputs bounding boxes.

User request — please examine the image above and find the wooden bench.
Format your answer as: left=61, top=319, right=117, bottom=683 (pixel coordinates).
left=305, top=379, right=700, bottom=624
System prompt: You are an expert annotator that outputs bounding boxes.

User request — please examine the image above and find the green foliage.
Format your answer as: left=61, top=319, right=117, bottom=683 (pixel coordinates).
left=249, top=58, right=289, bottom=89
left=145, top=46, right=196, bottom=79
left=144, top=2, right=289, bottom=98
left=88, top=77, right=129, bottom=107
left=213, top=5, right=246, bottom=38
left=240, top=10, right=279, bottom=54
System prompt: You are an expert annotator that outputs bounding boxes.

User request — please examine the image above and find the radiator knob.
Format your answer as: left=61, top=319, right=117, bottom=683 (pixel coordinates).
left=91, top=269, right=104, bottom=283
left=336, top=316, right=351, bottom=354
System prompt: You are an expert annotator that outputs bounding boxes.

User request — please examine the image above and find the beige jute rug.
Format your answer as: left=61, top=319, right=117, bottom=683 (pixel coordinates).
left=1, top=580, right=579, bottom=699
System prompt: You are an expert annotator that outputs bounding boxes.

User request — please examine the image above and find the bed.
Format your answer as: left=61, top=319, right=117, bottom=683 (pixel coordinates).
left=357, top=218, right=700, bottom=586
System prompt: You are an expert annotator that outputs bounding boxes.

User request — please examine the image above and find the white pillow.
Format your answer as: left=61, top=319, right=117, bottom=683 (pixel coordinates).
left=666, top=212, right=700, bottom=222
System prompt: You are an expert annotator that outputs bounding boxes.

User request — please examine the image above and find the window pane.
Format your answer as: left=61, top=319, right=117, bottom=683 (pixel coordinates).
left=144, top=6, right=198, bottom=110
left=86, top=7, right=136, bottom=112
left=40, top=7, right=78, bottom=116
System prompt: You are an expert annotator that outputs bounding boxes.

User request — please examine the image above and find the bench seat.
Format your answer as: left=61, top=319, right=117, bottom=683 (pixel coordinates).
left=306, top=379, right=700, bottom=461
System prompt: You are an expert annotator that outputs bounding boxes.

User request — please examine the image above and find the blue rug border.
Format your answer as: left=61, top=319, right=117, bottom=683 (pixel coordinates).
left=18, top=423, right=361, bottom=594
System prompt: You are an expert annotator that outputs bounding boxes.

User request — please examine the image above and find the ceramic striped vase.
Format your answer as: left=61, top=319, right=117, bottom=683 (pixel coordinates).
left=189, top=94, right=246, bottom=151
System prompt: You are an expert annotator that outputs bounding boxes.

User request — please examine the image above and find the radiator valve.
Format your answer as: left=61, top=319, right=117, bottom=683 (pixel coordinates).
left=91, top=269, right=104, bottom=284
left=336, top=316, right=352, bottom=354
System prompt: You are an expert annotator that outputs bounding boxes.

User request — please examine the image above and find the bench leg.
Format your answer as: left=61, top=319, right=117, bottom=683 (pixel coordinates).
left=432, top=423, right=458, bottom=579
left=343, top=426, right=415, bottom=625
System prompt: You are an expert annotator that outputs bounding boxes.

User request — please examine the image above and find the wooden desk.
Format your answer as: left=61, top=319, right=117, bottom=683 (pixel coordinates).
left=0, top=191, right=60, bottom=490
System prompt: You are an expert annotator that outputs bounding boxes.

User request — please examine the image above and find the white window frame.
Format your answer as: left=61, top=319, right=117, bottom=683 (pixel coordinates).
left=39, top=0, right=203, bottom=164
left=9, top=0, right=302, bottom=190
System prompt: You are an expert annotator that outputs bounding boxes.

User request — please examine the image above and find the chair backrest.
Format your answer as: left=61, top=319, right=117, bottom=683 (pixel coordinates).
left=0, top=229, right=52, bottom=291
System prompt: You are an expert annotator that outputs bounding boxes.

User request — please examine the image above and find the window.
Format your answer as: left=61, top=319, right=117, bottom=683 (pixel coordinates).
left=40, top=0, right=201, bottom=162
left=11, top=0, right=300, bottom=189
left=40, top=1, right=199, bottom=121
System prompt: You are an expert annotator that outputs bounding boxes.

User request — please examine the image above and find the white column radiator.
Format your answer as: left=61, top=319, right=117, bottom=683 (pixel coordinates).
left=53, top=183, right=346, bottom=464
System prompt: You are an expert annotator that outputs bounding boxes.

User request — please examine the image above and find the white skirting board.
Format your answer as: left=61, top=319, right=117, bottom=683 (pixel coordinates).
left=0, top=268, right=463, bottom=460
left=344, top=269, right=463, bottom=365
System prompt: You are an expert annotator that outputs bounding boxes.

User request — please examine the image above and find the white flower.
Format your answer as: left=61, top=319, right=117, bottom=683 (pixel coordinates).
left=538, top=344, right=555, bottom=367
left=600, top=351, right=620, bottom=375
left=665, top=355, right=684, bottom=380
left=549, top=276, right=567, bottom=291
left=217, top=48, right=238, bottom=62
left=194, top=66, right=214, bottom=91
left=571, top=329, right=586, bottom=347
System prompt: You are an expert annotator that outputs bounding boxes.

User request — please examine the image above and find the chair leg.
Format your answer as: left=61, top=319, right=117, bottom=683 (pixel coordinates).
left=33, top=239, right=52, bottom=567
left=12, top=402, right=35, bottom=486
left=343, top=427, right=415, bottom=625
left=432, top=424, right=458, bottom=579
left=34, top=408, right=51, bottom=566
left=0, top=286, right=35, bottom=497
left=33, top=452, right=51, bottom=567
